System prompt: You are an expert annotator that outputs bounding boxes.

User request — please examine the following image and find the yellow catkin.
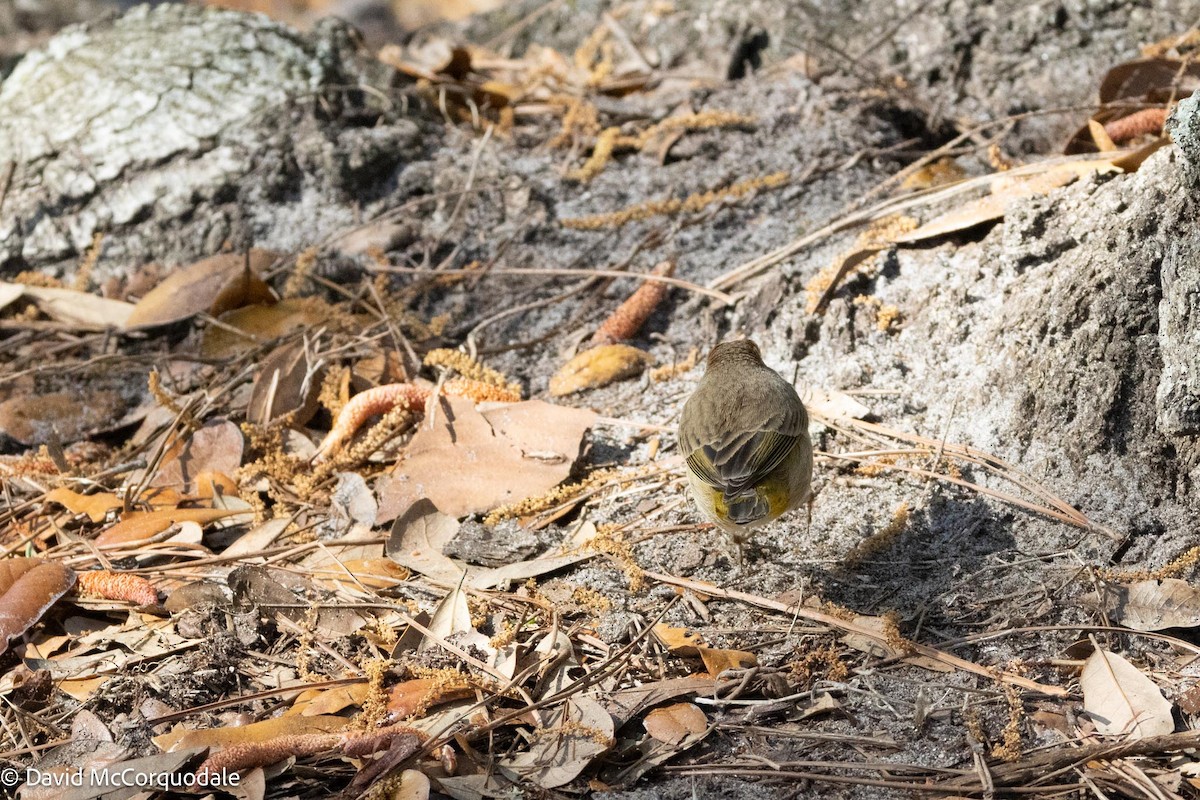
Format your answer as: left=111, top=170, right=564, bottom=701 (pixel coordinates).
left=73, top=232, right=104, bottom=292
left=990, top=685, right=1025, bottom=762
left=483, top=468, right=620, bottom=526
left=630, top=111, right=756, bottom=149
left=282, top=247, right=319, bottom=299
left=13, top=271, right=63, bottom=288
left=359, top=659, right=391, bottom=728
left=567, top=126, right=620, bottom=182
left=843, top=502, right=910, bottom=568
left=562, top=172, right=789, bottom=230
left=586, top=526, right=645, bottom=592
left=805, top=215, right=918, bottom=313
left=1096, top=545, right=1200, bottom=582
left=423, top=349, right=520, bottom=395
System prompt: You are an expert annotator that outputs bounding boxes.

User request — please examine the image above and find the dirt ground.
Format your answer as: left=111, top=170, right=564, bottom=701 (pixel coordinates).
left=2, top=1, right=1200, bottom=798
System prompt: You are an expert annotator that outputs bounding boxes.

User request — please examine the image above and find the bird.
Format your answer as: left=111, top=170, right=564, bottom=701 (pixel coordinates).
left=678, top=339, right=813, bottom=561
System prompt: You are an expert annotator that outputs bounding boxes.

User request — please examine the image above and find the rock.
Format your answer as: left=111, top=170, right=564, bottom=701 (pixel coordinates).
left=0, top=4, right=423, bottom=277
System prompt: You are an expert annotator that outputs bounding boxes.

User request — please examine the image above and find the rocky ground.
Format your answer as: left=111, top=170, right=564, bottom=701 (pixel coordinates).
left=2, top=1, right=1200, bottom=798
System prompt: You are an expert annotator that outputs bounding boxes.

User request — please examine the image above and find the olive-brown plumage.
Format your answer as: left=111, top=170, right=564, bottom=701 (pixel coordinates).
left=678, top=340, right=812, bottom=557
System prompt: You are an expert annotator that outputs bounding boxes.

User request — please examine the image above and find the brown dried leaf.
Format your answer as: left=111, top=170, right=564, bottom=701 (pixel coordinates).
left=1082, top=579, right=1200, bottom=632
left=6, top=284, right=135, bottom=329
left=94, top=507, right=246, bottom=546
left=43, top=488, right=121, bottom=523
left=549, top=344, right=652, bottom=396
left=895, top=162, right=1120, bottom=244
left=697, top=646, right=757, bottom=677
left=387, top=499, right=464, bottom=584
left=498, top=695, right=613, bottom=789
left=1081, top=647, right=1173, bottom=739
left=125, top=250, right=278, bottom=329
left=386, top=678, right=475, bottom=719
left=248, top=340, right=324, bottom=426
left=0, top=390, right=129, bottom=446
left=423, top=583, right=473, bottom=651
left=150, top=419, right=244, bottom=492
left=1098, top=57, right=1200, bottom=104
left=643, top=702, right=707, bottom=745
left=378, top=397, right=596, bottom=520
left=200, top=298, right=340, bottom=359
left=154, top=714, right=348, bottom=752
left=652, top=623, right=706, bottom=656
left=0, top=558, right=75, bottom=654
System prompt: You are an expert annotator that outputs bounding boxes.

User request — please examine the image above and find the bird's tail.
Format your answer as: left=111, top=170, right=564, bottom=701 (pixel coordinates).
left=723, top=490, right=769, bottom=525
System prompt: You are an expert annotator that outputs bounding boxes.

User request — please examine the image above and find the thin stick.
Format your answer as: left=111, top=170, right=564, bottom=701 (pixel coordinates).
left=370, top=264, right=734, bottom=304
left=641, top=569, right=1067, bottom=696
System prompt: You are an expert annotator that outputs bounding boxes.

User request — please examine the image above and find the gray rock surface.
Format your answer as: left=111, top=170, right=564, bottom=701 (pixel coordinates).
left=0, top=3, right=427, bottom=277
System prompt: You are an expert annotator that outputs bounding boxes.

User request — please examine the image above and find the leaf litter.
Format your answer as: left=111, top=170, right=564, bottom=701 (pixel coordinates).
left=1, top=15, right=1200, bottom=800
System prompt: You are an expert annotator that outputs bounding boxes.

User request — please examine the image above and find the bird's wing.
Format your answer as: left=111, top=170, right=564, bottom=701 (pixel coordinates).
left=687, top=429, right=800, bottom=495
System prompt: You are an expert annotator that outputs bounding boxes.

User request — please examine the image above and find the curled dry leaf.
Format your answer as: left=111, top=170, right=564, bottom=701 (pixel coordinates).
left=387, top=498, right=464, bottom=584
left=0, top=283, right=135, bottom=329
left=549, top=344, right=653, bottom=396
left=652, top=623, right=706, bottom=656
left=498, top=695, right=614, bottom=789
left=94, top=507, right=246, bottom=546
left=200, top=297, right=340, bottom=359
left=1081, top=647, right=1174, bottom=739
left=0, top=558, right=75, bottom=654
left=124, top=250, right=279, bottom=329
left=386, top=678, right=476, bottom=719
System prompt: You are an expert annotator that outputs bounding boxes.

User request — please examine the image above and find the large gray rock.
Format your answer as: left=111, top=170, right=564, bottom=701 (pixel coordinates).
left=0, top=3, right=422, bottom=276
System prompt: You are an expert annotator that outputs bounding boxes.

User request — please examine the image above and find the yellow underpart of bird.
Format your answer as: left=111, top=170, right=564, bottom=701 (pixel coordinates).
left=678, top=339, right=813, bottom=551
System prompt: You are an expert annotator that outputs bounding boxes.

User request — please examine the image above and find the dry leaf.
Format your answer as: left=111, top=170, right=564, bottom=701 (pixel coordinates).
left=549, top=344, right=653, bottom=396
left=151, top=418, right=244, bottom=492
left=799, top=386, right=871, bottom=421
left=895, top=162, right=1120, bottom=244
left=42, top=488, right=121, bottom=523
left=652, top=623, right=706, bottom=656
left=697, top=646, right=757, bottom=676
left=393, top=769, right=431, bottom=800
left=1082, top=579, right=1200, bottom=631
left=0, top=558, right=75, bottom=654
left=387, top=498, right=465, bottom=584
left=222, top=518, right=291, bottom=560
left=289, top=683, right=369, bottom=716
left=378, top=397, right=596, bottom=520
left=200, top=298, right=340, bottom=359
left=248, top=340, right=324, bottom=426
left=422, top=583, right=473, bottom=652
left=468, top=520, right=599, bottom=589
left=94, top=507, right=246, bottom=546
left=125, top=250, right=279, bottom=329
left=643, top=702, right=707, bottom=745
left=1080, top=647, right=1174, bottom=739
left=387, top=678, right=476, bottom=719
left=1, top=283, right=135, bottom=329
left=155, top=714, right=349, bottom=752
left=498, top=695, right=614, bottom=789
left=329, top=471, right=377, bottom=536
left=0, top=390, right=130, bottom=446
